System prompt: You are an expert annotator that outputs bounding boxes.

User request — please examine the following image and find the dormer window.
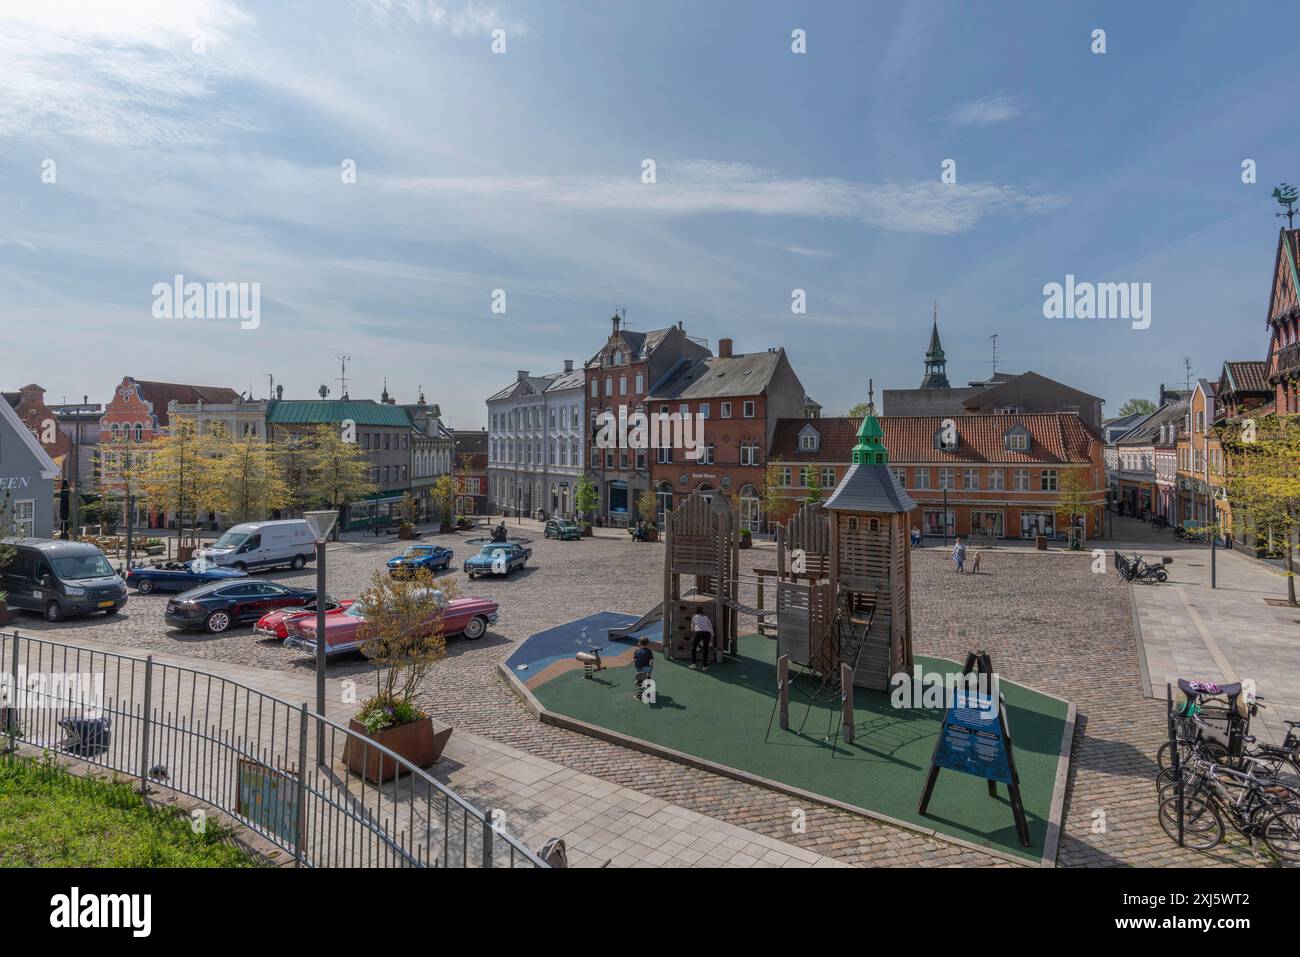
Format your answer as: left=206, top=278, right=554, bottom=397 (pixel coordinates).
left=798, top=426, right=820, bottom=452
left=933, top=428, right=958, bottom=451
left=1004, top=425, right=1030, bottom=452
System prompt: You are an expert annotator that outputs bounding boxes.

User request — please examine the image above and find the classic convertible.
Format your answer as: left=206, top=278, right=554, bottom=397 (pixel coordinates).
left=284, top=589, right=498, bottom=656
left=254, top=597, right=353, bottom=640
left=126, top=560, right=248, bottom=594
left=386, top=543, right=454, bottom=578
left=462, top=542, right=530, bottom=578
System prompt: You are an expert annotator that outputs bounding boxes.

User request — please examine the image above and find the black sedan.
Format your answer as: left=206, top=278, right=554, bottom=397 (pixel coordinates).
left=164, top=580, right=318, bottom=634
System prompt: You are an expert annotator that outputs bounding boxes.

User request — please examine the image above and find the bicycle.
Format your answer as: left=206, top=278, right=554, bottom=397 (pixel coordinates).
left=1157, top=757, right=1300, bottom=860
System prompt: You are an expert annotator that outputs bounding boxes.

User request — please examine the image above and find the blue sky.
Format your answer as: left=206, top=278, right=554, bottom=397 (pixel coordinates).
left=1, top=0, right=1295, bottom=426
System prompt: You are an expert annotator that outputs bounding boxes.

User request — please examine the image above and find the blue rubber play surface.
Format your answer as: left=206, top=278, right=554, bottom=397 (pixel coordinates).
left=506, top=611, right=659, bottom=676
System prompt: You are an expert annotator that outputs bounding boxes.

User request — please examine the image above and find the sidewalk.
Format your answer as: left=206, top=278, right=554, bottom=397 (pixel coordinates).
left=42, top=628, right=846, bottom=869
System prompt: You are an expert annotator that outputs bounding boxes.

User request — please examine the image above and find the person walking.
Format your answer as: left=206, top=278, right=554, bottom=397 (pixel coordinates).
left=911, top=526, right=921, bottom=548
left=952, top=537, right=966, bottom=573
left=689, top=610, right=714, bottom=672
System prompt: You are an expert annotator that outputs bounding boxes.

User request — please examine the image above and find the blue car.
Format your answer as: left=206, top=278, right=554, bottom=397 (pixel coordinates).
left=386, top=544, right=454, bottom=578
left=126, top=559, right=248, bottom=595
left=462, top=542, right=530, bottom=579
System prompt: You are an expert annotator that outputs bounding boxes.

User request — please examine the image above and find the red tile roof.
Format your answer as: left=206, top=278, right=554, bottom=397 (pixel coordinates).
left=133, top=380, right=242, bottom=426
left=771, top=414, right=1099, bottom=465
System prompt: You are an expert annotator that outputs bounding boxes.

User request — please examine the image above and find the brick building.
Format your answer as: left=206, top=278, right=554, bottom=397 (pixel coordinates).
left=1265, top=227, right=1300, bottom=413
left=771, top=411, right=1107, bottom=540
left=646, top=340, right=806, bottom=530
left=454, top=429, right=489, bottom=515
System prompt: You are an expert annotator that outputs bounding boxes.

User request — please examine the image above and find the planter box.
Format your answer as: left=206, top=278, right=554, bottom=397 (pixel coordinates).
left=398, top=525, right=415, bottom=540
left=739, top=536, right=752, bottom=549
left=0, top=601, right=11, bottom=627
left=343, top=717, right=452, bottom=784
left=581, top=526, right=593, bottom=537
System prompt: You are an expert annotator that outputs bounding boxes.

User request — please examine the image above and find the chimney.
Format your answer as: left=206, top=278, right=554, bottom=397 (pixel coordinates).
left=677, top=321, right=683, bottom=330
left=717, top=338, right=733, bottom=359
left=564, top=359, right=574, bottom=373
left=517, top=370, right=530, bottom=382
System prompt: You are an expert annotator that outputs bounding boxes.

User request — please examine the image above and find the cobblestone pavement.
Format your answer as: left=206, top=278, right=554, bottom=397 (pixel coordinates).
left=14, top=520, right=1267, bottom=867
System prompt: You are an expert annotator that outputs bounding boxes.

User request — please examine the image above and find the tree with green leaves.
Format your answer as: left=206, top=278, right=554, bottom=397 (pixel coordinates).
left=140, top=420, right=221, bottom=547
left=847, top=401, right=871, bottom=418
left=430, top=474, right=457, bottom=529
left=636, top=487, right=659, bottom=528
left=1218, top=413, right=1300, bottom=606
left=760, top=458, right=794, bottom=533
left=298, top=423, right=376, bottom=536
left=1119, top=398, right=1158, bottom=417
left=217, top=431, right=291, bottom=523
left=575, top=474, right=599, bottom=523
left=803, top=466, right=822, bottom=504
left=1053, top=466, right=1096, bottom=544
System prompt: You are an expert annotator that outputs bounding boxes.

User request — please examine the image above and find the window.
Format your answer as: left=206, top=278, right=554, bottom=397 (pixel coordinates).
left=778, top=466, right=791, bottom=487
left=935, top=429, right=958, bottom=451
left=938, top=468, right=954, bottom=490
left=699, top=403, right=710, bottom=419
left=799, top=432, right=818, bottom=451
left=1013, top=469, right=1030, bottom=491
left=891, top=466, right=906, bottom=487
left=1041, top=470, right=1058, bottom=492
left=700, top=443, right=715, bottom=465
left=914, top=469, right=931, bottom=490
left=988, top=469, right=1004, bottom=491
left=743, top=401, right=756, bottom=418
left=635, top=373, right=644, bottom=393
left=963, top=468, right=979, bottom=490
left=720, top=402, right=732, bottom=418
left=635, top=448, right=646, bottom=470
left=10, top=500, right=34, bottom=537
left=590, top=379, right=598, bottom=398
left=619, top=376, right=627, bottom=396
left=821, top=467, right=836, bottom=488
left=740, top=442, right=759, bottom=466
left=657, top=445, right=672, bottom=464
left=605, top=377, right=613, bottom=396
left=1004, top=427, right=1030, bottom=451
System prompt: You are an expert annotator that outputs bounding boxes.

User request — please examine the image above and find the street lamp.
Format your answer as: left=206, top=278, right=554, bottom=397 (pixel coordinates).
left=304, top=509, right=338, bottom=763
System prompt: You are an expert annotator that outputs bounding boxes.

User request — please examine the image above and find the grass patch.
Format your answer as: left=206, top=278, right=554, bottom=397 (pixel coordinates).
left=0, top=754, right=263, bottom=868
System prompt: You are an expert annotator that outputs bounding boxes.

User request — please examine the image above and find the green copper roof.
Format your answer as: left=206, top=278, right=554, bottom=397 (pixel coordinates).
left=851, top=412, right=889, bottom=465
left=266, top=400, right=412, bottom=428
left=925, top=319, right=945, bottom=364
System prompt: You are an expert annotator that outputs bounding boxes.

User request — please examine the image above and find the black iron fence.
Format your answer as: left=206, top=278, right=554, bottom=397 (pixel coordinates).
left=0, top=630, right=546, bottom=868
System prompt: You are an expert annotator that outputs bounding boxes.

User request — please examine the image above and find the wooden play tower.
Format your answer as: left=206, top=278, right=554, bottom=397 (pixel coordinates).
left=661, top=491, right=740, bottom=662
left=775, top=407, right=917, bottom=692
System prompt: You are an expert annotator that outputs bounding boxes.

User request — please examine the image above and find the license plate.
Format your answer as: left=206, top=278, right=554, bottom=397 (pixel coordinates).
left=98, top=600, right=115, bottom=608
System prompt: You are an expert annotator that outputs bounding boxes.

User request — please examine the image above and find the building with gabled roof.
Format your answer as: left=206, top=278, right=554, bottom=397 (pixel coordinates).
left=1265, top=227, right=1300, bottom=414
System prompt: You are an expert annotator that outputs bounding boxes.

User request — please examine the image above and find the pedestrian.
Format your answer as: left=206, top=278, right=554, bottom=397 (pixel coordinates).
left=689, top=610, right=714, bottom=672
left=952, top=537, right=966, bottom=573
left=911, top=526, right=921, bottom=548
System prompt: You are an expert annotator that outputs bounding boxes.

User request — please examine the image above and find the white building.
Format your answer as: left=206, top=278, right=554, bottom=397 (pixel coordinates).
left=486, top=361, right=585, bottom=519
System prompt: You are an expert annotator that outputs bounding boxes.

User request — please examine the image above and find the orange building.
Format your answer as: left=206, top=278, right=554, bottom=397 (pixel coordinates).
left=770, top=411, right=1107, bottom=540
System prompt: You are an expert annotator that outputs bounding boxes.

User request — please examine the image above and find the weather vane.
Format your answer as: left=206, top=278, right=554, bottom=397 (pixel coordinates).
left=1273, top=183, right=1298, bottom=229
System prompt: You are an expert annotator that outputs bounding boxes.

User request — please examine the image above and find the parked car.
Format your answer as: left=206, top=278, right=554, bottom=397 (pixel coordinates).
left=284, top=589, right=498, bottom=657
left=126, top=559, right=247, bottom=594
left=386, top=544, right=454, bottom=577
left=462, top=542, right=530, bottom=578
left=543, top=519, right=582, bottom=541
left=164, top=579, right=318, bottom=634
left=0, top=538, right=127, bottom=622
left=254, top=597, right=352, bottom=640
left=196, top=519, right=317, bottom=573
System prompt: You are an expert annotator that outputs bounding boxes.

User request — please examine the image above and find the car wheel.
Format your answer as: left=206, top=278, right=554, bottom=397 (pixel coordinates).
left=233, top=562, right=248, bottom=573
left=104, top=606, right=120, bottom=615
left=137, top=579, right=154, bottom=594
left=291, top=555, right=306, bottom=570
left=205, top=610, right=231, bottom=634
left=462, top=615, right=487, bottom=640
left=44, top=601, right=65, bottom=623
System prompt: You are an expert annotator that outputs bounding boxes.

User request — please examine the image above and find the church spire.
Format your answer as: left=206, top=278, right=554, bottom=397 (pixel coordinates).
left=852, top=378, right=889, bottom=465
left=919, top=301, right=951, bottom=389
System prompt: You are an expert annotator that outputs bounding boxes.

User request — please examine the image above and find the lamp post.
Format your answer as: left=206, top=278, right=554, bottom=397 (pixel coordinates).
left=942, top=486, right=950, bottom=548
left=304, top=510, right=338, bottom=764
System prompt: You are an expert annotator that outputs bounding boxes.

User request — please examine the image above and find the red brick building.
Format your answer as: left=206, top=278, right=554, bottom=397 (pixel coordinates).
left=1265, top=227, right=1300, bottom=413
left=453, top=428, right=489, bottom=515
left=770, top=411, right=1107, bottom=540
left=646, top=340, right=807, bottom=530
left=4, top=383, right=71, bottom=477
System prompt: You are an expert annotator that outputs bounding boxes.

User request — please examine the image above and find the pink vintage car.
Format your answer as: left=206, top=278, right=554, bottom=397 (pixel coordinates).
left=255, top=598, right=353, bottom=640
left=283, top=589, right=498, bottom=657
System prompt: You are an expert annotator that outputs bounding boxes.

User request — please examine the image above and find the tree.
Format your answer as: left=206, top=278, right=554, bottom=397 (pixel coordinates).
left=95, top=435, right=151, bottom=531
left=803, top=466, right=822, bottom=505
left=761, top=459, right=794, bottom=532
left=575, top=474, right=599, bottom=522
left=1119, top=398, right=1158, bottom=417
left=1053, top=466, right=1096, bottom=543
left=298, top=423, right=375, bottom=536
left=847, top=401, right=871, bottom=418
left=355, top=568, right=453, bottom=711
left=636, top=487, right=659, bottom=527
left=217, top=432, right=290, bottom=523
left=1218, top=413, right=1300, bottom=605
left=140, top=420, right=221, bottom=546
left=430, top=474, right=457, bottom=528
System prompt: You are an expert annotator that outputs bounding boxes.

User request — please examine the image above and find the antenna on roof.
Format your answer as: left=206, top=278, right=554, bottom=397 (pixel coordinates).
left=867, top=378, right=875, bottom=416
left=337, top=355, right=351, bottom=400
left=987, top=334, right=999, bottom=377
left=1183, top=356, right=1192, bottom=394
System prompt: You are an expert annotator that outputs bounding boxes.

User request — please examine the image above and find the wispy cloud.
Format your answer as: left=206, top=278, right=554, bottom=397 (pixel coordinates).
left=947, top=93, right=1026, bottom=128
left=353, top=0, right=526, bottom=36
left=387, top=159, right=1064, bottom=235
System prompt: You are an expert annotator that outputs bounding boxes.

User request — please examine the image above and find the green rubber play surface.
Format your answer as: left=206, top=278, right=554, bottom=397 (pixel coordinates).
left=528, top=635, right=1069, bottom=862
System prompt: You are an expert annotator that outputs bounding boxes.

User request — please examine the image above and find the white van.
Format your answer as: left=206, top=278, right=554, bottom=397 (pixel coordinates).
left=196, top=520, right=317, bottom=573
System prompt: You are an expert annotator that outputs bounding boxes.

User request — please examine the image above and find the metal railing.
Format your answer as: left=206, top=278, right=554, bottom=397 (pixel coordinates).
left=0, top=630, right=547, bottom=868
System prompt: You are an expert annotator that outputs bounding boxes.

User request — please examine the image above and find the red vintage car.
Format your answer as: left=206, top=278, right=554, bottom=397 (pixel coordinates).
left=255, top=597, right=352, bottom=640
left=283, top=589, right=498, bottom=657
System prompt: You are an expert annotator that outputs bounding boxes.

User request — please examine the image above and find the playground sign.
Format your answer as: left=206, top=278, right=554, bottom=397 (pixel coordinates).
left=917, top=652, right=1031, bottom=848
left=236, top=757, right=300, bottom=846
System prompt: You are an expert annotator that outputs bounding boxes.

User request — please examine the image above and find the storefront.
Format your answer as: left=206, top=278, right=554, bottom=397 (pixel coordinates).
left=0, top=399, right=59, bottom=538
left=1020, top=511, right=1055, bottom=539
left=970, top=509, right=1005, bottom=538
left=921, top=508, right=954, bottom=537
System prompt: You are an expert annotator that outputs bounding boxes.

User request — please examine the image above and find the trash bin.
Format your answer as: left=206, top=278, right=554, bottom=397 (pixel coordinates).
left=1035, top=535, right=1046, bottom=551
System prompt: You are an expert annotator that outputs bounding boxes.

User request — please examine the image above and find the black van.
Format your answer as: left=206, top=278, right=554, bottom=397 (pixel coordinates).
left=0, top=538, right=128, bottom=622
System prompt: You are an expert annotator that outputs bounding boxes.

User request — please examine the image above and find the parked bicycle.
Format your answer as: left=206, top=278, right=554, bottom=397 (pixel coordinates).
left=1156, top=755, right=1300, bottom=860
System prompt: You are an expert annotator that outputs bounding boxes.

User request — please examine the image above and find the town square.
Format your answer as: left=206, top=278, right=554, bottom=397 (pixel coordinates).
left=1, top=0, right=1298, bottom=937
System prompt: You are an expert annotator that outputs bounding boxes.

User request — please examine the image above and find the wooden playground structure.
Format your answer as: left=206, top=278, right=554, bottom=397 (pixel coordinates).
left=661, top=491, right=740, bottom=663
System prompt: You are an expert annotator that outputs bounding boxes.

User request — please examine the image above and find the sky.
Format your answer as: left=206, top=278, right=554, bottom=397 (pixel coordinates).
left=1, top=0, right=1296, bottom=428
